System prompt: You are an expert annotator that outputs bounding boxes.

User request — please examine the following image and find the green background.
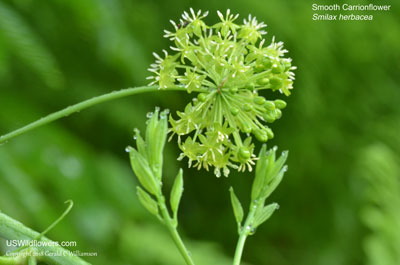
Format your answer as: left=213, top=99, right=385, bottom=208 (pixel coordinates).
left=0, top=0, right=399, bottom=264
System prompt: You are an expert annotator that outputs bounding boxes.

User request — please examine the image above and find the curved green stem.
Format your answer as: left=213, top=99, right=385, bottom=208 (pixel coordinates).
left=232, top=201, right=258, bottom=265
left=9, top=201, right=74, bottom=256
left=0, top=212, right=89, bottom=265
left=157, top=195, right=195, bottom=265
left=0, top=85, right=190, bottom=145
left=37, top=200, right=73, bottom=240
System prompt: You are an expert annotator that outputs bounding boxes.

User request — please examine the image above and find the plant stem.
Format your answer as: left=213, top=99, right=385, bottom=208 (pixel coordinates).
left=232, top=201, right=258, bottom=265
left=233, top=234, right=247, bottom=265
left=157, top=195, right=195, bottom=265
left=0, top=212, right=90, bottom=265
left=0, top=85, right=192, bottom=145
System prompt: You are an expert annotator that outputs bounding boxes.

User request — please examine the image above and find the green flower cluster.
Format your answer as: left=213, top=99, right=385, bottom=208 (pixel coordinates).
left=148, top=9, right=296, bottom=177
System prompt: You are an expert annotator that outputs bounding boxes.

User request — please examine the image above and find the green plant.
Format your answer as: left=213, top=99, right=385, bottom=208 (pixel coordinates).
left=0, top=9, right=295, bottom=265
left=0, top=201, right=89, bottom=265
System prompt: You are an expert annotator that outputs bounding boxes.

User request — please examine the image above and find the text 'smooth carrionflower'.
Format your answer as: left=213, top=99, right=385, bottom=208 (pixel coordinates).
left=147, top=8, right=296, bottom=177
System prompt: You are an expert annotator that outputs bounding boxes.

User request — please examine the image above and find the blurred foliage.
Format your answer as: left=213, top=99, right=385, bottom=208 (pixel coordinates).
left=0, top=0, right=399, bottom=264
left=354, top=144, right=400, bottom=265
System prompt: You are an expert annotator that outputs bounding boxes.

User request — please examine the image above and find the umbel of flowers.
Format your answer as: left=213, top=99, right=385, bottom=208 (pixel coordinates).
left=148, top=9, right=296, bottom=177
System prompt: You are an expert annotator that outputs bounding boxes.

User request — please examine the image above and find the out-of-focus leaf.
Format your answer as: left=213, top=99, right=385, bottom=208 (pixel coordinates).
left=170, top=169, right=183, bottom=221
left=137, top=187, right=159, bottom=217
left=253, top=203, right=279, bottom=229
left=0, top=2, right=63, bottom=88
left=229, top=187, right=244, bottom=225
left=128, top=147, right=158, bottom=195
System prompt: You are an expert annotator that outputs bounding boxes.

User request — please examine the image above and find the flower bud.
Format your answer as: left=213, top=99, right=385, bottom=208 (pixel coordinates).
left=255, top=64, right=264, bottom=72
left=242, top=103, right=252, bottom=112
left=262, top=58, right=272, bottom=68
left=243, top=124, right=252, bottom=133
left=264, top=101, right=275, bottom=111
left=236, top=116, right=252, bottom=133
left=265, top=127, right=274, bottom=139
left=258, top=78, right=269, bottom=86
left=269, top=77, right=282, bottom=89
left=230, top=107, right=240, bottom=116
left=253, top=129, right=268, bottom=142
left=238, top=146, right=251, bottom=163
left=198, top=93, right=207, bottom=102
left=274, top=109, right=282, bottom=119
left=271, top=63, right=284, bottom=74
left=262, top=113, right=275, bottom=123
left=254, top=96, right=265, bottom=105
left=274, top=99, right=287, bottom=109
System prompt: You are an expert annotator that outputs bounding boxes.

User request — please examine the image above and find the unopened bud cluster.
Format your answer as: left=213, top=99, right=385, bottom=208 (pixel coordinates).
left=148, top=9, right=296, bottom=177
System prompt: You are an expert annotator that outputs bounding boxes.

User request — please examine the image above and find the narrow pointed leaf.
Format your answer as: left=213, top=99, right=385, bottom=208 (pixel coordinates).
left=128, top=147, right=158, bottom=195
left=260, top=165, right=287, bottom=199
left=146, top=108, right=159, bottom=146
left=265, top=150, right=288, bottom=185
left=170, top=169, right=184, bottom=217
left=134, top=129, right=147, bottom=159
left=152, top=110, right=168, bottom=179
left=252, top=144, right=268, bottom=200
left=145, top=108, right=168, bottom=180
left=137, top=186, right=159, bottom=216
left=229, top=187, right=244, bottom=224
left=146, top=108, right=160, bottom=175
left=253, top=203, right=279, bottom=228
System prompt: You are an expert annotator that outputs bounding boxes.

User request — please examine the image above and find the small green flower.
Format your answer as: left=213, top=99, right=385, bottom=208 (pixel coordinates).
left=149, top=8, right=296, bottom=177
left=214, top=9, right=240, bottom=36
left=178, top=67, right=206, bottom=93
left=147, top=50, right=179, bottom=89
left=238, top=14, right=267, bottom=44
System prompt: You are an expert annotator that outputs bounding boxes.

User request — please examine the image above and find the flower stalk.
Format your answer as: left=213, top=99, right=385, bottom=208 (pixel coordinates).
left=0, top=85, right=203, bottom=145
left=232, top=200, right=258, bottom=265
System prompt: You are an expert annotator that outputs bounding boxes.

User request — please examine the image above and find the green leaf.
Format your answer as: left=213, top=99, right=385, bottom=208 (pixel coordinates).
left=152, top=109, right=168, bottom=179
left=229, top=187, right=244, bottom=225
left=146, top=108, right=159, bottom=160
left=253, top=203, right=279, bottom=228
left=128, top=147, right=159, bottom=195
left=265, top=150, right=288, bottom=185
left=134, top=128, right=147, bottom=159
left=145, top=108, right=168, bottom=180
left=252, top=144, right=268, bottom=200
left=170, top=169, right=184, bottom=219
left=137, top=186, right=159, bottom=216
left=252, top=147, right=288, bottom=201
left=260, top=165, right=287, bottom=199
